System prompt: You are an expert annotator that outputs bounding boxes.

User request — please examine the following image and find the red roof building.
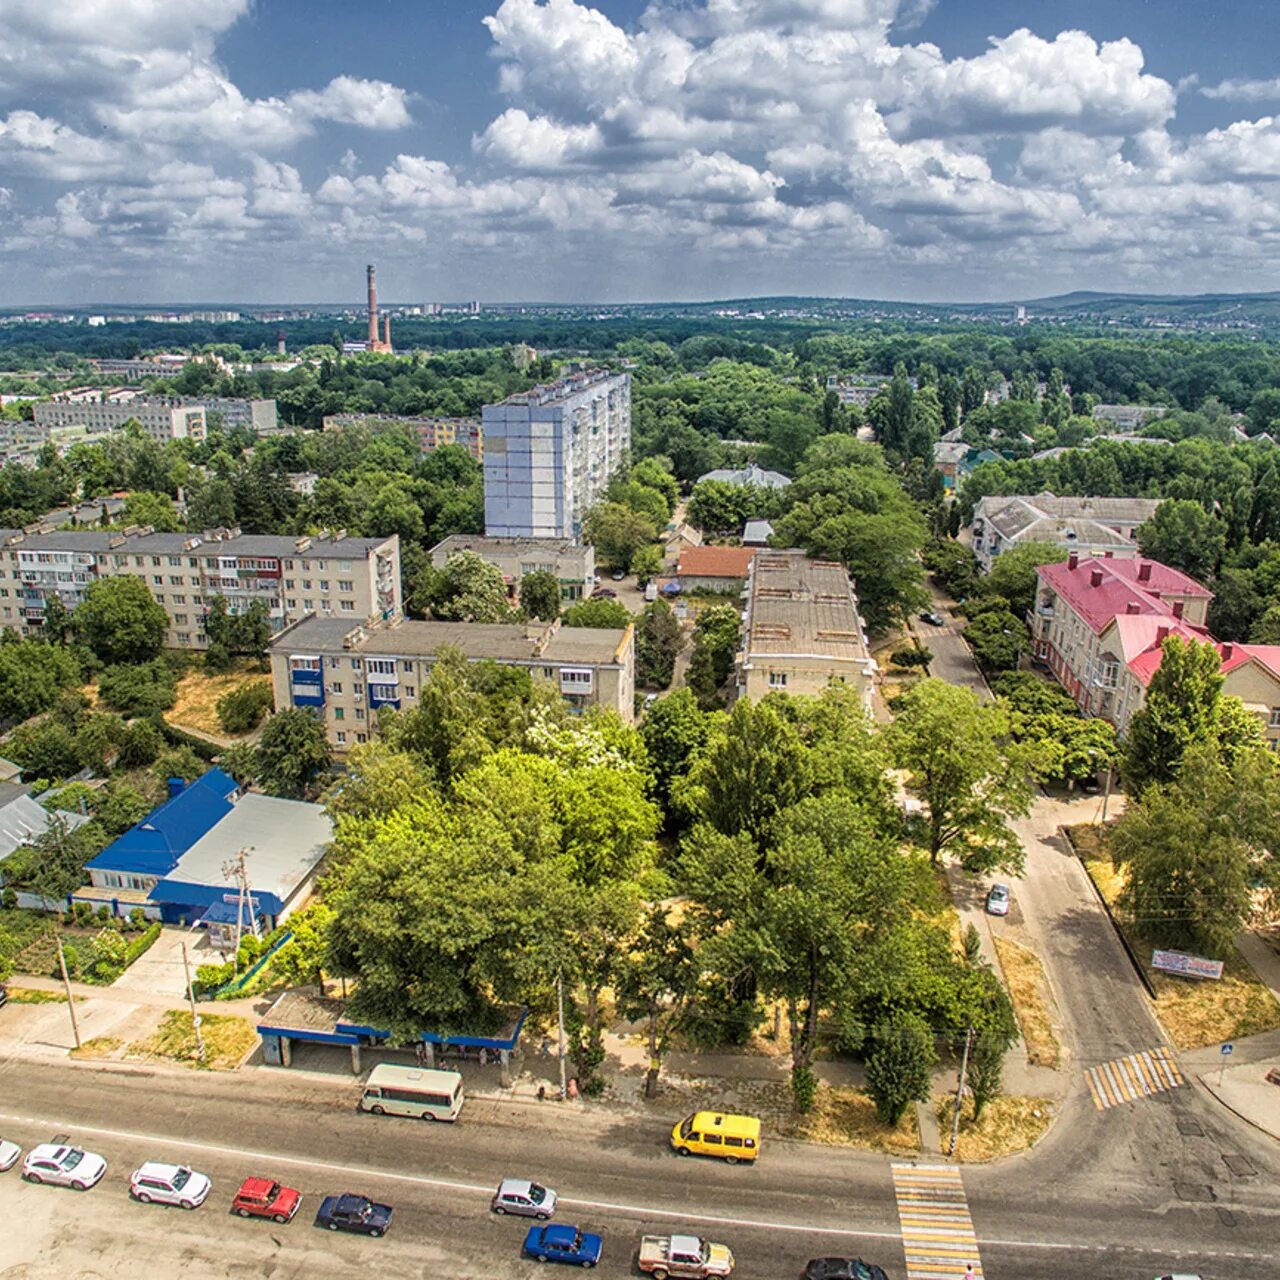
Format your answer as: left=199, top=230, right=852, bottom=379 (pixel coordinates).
left=675, top=545, right=759, bottom=589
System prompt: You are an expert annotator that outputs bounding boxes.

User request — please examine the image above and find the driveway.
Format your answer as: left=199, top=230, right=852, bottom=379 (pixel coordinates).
left=109, top=925, right=211, bottom=999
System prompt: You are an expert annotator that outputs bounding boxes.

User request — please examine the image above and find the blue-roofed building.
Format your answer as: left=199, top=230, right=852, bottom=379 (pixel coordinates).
left=79, top=769, right=331, bottom=929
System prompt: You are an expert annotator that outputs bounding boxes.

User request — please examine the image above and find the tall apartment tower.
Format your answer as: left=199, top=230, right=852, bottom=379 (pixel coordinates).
left=482, top=370, right=631, bottom=539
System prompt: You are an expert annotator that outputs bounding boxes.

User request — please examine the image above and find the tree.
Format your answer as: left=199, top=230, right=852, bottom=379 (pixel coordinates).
left=1122, top=635, right=1228, bottom=794
left=96, top=659, right=177, bottom=715
left=583, top=502, right=658, bottom=572
left=923, top=539, right=978, bottom=599
left=980, top=541, right=1067, bottom=619
left=122, top=490, right=180, bottom=532
left=636, top=600, right=682, bottom=688
left=216, top=681, right=274, bottom=734
left=1112, top=745, right=1279, bottom=957
left=686, top=603, right=740, bottom=709
left=76, top=575, right=168, bottom=665
left=256, top=709, right=332, bottom=798
left=412, top=550, right=515, bottom=623
left=116, top=719, right=163, bottom=768
left=519, top=570, right=562, bottom=622
left=1136, top=500, right=1226, bottom=583
left=641, top=688, right=711, bottom=821
left=962, top=609, right=1029, bottom=672
left=219, top=741, right=259, bottom=787
left=5, top=719, right=82, bottom=780
left=40, top=594, right=73, bottom=646
left=273, top=902, right=336, bottom=989
left=2, top=814, right=106, bottom=906
left=563, top=599, right=632, bottom=629
left=865, top=1013, right=936, bottom=1126
left=631, top=543, right=665, bottom=585
left=0, top=638, right=81, bottom=723
left=888, top=679, right=1033, bottom=872
left=967, top=1033, right=1005, bottom=1122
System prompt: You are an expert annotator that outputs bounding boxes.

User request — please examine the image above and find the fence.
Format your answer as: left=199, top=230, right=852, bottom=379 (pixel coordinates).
left=200, top=929, right=293, bottom=1001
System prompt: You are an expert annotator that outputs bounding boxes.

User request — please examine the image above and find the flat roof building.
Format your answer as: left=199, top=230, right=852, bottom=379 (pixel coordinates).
left=323, top=413, right=483, bottom=462
left=270, top=612, right=636, bottom=748
left=737, top=550, right=876, bottom=711
left=34, top=396, right=206, bottom=444
left=429, top=535, right=595, bottom=602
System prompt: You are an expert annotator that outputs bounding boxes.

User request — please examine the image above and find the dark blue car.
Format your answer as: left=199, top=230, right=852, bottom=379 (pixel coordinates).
left=523, top=1223, right=603, bottom=1268
left=314, top=1192, right=393, bottom=1237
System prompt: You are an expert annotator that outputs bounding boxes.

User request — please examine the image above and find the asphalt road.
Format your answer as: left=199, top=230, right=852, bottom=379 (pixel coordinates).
left=913, top=590, right=991, bottom=700
left=0, top=1057, right=1276, bottom=1280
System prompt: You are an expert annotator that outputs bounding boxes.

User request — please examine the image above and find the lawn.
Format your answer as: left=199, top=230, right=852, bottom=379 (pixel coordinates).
left=168, top=662, right=270, bottom=737
left=127, top=1010, right=258, bottom=1071
left=992, top=936, right=1062, bottom=1068
left=2, top=986, right=71, bottom=1004
left=935, top=1094, right=1054, bottom=1162
left=793, top=1085, right=921, bottom=1155
left=1065, top=823, right=1280, bottom=1050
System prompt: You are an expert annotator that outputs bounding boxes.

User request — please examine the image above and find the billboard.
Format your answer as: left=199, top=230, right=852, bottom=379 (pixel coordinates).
left=1152, top=949, right=1224, bottom=981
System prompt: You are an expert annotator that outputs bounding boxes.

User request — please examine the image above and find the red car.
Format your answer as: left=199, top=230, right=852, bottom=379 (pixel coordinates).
left=231, top=1176, right=301, bottom=1223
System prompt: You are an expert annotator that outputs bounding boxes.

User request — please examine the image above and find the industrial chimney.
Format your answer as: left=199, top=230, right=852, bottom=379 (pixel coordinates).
left=367, top=264, right=379, bottom=347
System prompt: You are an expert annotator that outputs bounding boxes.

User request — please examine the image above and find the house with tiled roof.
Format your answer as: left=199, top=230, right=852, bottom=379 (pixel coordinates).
left=1031, top=552, right=1280, bottom=743
left=674, top=545, right=759, bottom=592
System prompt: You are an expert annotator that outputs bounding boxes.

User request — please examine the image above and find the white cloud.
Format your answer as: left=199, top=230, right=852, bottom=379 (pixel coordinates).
left=289, top=77, right=414, bottom=130
left=0, top=110, right=128, bottom=179
left=474, top=109, right=604, bottom=169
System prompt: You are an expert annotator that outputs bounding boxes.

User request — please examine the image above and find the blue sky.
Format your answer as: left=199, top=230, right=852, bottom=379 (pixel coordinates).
left=3, top=0, right=1280, bottom=305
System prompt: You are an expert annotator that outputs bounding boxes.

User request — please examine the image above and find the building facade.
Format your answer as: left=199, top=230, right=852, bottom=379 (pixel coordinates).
left=428, top=535, right=595, bottom=602
left=197, top=398, right=278, bottom=432
left=483, top=370, right=631, bottom=539
left=971, top=493, right=1161, bottom=573
left=0, top=527, right=400, bottom=649
left=736, top=549, right=877, bottom=711
left=34, top=396, right=206, bottom=444
left=270, top=614, right=636, bottom=748
left=322, top=412, right=483, bottom=461
left=1031, top=553, right=1280, bottom=745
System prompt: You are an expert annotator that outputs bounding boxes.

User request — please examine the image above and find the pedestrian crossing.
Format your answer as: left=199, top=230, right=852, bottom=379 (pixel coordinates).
left=1085, top=1044, right=1184, bottom=1110
left=890, top=1163, right=983, bottom=1280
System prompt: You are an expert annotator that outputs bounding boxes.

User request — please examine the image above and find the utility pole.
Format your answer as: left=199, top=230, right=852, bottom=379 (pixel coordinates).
left=1100, top=764, right=1113, bottom=825
left=56, top=935, right=81, bottom=1050
left=556, top=972, right=568, bottom=1101
left=948, top=1027, right=974, bottom=1158
left=181, top=941, right=206, bottom=1065
left=221, top=845, right=258, bottom=973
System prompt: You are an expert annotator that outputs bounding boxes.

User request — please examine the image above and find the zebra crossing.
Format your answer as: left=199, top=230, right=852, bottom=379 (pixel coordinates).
left=890, top=1163, right=983, bottom=1280
left=1085, top=1044, right=1184, bottom=1110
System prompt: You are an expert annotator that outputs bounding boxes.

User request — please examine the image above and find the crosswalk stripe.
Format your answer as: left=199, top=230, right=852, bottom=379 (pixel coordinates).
left=1135, top=1051, right=1159, bottom=1093
left=1087, top=1044, right=1185, bottom=1110
left=892, top=1164, right=983, bottom=1280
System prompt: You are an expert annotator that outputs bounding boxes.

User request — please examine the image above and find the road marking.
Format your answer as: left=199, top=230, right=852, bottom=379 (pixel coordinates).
left=1085, top=1045, right=1184, bottom=1110
left=891, top=1164, right=982, bottom=1280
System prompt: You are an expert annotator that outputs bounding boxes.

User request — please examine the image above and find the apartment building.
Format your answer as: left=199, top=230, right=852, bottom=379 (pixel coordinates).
left=971, top=493, right=1161, bottom=573
left=34, top=396, right=206, bottom=444
left=89, top=356, right=190, bottom=382
left=1031, top=552, right=1280, bottom=744
left=322, top=413, right=483, bottom=461
left=736, top=549, right=877, bottom=712
left=270, top=613, right=636, bottom=748
left=1092, top=404, right=1169, bottom=428
left=428, top=535, right=595, bottom=602
left=483, top=370, right=631, bottom=539
left=198, top=398, right=277, bottom=432
left=0, top=527, right=400, bottom=650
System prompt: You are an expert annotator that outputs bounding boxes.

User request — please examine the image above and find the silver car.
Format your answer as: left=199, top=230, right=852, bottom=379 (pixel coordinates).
left=0, top=1138, right=20, bottom=1172
left=22, top=1143, right=107, bottom=1190
left=491, top=1177, right=557, bottom=1220
left=985, top=883, right=1011, bottom=916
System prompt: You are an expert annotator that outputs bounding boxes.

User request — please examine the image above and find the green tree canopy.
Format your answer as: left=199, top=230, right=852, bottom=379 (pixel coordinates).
left=412, top=550, right=515, bottom=623
left=76, top=575, right=169, bottom=665
left=1136, top=499, right=1226, bottom=583
left=256, top=708, right=332, bottom=798
left=0, top=636, right=82, bottom=723
left=519, top=570, right=562, bottom=622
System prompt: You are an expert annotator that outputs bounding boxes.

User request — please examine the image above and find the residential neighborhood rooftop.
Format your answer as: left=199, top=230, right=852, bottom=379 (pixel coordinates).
left=743, top=550, right=870, bottom=661
left=676, top=545, right=759, bottom=579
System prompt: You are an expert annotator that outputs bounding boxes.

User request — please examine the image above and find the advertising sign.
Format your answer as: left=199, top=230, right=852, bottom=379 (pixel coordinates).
left=1151, top=949, right=1225, bottom=980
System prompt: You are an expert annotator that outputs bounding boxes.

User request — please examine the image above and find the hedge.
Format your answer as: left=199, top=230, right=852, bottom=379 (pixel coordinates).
left=124, top=921, right=163, bottom=967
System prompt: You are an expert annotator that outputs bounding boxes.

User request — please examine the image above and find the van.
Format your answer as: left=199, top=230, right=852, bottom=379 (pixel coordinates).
left=644, top=582, right=658, bottom=602
left=360, top=1064, right=464, bottom=1122
left=670, top=1110, right=761, bottom=1163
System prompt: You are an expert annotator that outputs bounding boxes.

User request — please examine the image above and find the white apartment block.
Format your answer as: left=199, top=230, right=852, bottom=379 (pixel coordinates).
left=0, top=527, right=400, bottom=650
left=429, top=535, right=595, bottom=602
left=483, top=370, right=631, bottom=539
left=270, top=613, right=636, bottom=749
left=34, top=396, right=206, bottom=444
left=198, top=398, right=278, bottom=432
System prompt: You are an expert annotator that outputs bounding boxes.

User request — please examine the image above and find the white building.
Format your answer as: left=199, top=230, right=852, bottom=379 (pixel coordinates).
left=33, top=396, right=206, bottom=444
left=483, top=370, right=631, bottom=539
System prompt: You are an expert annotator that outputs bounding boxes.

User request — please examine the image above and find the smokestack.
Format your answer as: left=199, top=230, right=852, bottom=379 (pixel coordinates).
left=276, top=330, right=286, bottom=356
left=1137, top=561, right=1152, bottom=583
left=367, top=264, right=378, bottom=347
left=1067, top=551, right=1079, bottom=570
left=1221, top=642, right=1233, bottom=661
left=1090, top=568, right=1103, bottom=587
left=384, top=315, right=391, bottom=350
left=1125, top=601, right=1140, bottom=614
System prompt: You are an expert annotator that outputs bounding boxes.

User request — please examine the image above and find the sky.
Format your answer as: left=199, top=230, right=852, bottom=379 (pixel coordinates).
left=4, top=0, right=1280, bottom=306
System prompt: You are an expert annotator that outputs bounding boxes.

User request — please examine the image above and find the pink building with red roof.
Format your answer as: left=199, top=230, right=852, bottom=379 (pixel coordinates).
left=1031, top=552, right=1280, bottom=743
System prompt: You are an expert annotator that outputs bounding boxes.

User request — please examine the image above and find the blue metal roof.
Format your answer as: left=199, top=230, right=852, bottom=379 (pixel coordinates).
left=86, top=769, right=238, bottom=876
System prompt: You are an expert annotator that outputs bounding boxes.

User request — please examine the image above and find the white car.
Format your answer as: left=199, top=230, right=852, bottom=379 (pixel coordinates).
left=130, top=1161, right=212, bottom=1209
left=0, top=1138, right=21, bottom=1172
left=985, top=883, right=1011, bottom=916
left=22, top=1143, right=107, bottom=1190
left=492, top=1177, right=558, bottom=1219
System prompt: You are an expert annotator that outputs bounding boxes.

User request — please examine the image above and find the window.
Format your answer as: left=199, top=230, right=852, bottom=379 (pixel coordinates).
left=356, top=732, right=367, bottom=744
left=405, top=686, right=415, bottom=698
left=151, top=556, right=161, bottom=567
left=769, top=671, right=788, bottom=689
left=331, top=682, right=343, bottom=694
left=173, top=594, right=185, bottom=605
left=302, top=579, right=312, bottom=590
left=339, top=579, right=353, bottom=592
left=367, top=658, right=396, bottom=677
left=319, top=580, right=330, bottom=592
left=152, top=575, right=163, bottom=585
left=316, top=560, right=326, bottom=570
left=340, top=560, right=352, bottom=572
left=336, top=731, right=347, bottom=745
left=340, top=600, right=355, bottom=611
left=334, top=708, right=345, bottom=721
left=1270, top=707, right=1280, bottom=729
left=290, top=656, right=320, bottom=673
left=287, top=599, right=297, bottom=609
left=174, top=614, right=187, bottom=625
left=303, top=600, right=314, bottom=611
left=168, top=576, right=182, bottom=585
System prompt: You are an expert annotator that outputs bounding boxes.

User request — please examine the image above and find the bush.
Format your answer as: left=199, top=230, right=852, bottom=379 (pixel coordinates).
left=216, top=681, right=274, bottom=735
left=790, top=1064, right=818, bottom=1114
left=84, top=928, right=128, bottom=982
left=124, top=921, right=162, bottom=966
left=1, top=888, right=16, bottom=910
left=96, top=904, right=111, bottom=923
left=117, top=719, right=163, bottom=768
left=97, top=660, right=178, bottom=715
left=890, top=647, right=932, bottom=668
left=195, top=961, right=235, bottom=995
left=71, top=901, right=94, bottom=926
left=129, top=907, right=146, bottom=928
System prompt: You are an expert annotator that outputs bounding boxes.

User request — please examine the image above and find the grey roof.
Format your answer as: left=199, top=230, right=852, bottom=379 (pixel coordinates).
left=933, top=441, right=971, bottom=465
left=0, top=528, right=391, bottom=559
left=163, top=793, right=331, bottom=904
left=273, top=615, right=630, bottom=666
left=0, top=795, right=90, bottom=863
left=742, top=519, right=774, bottom=545
left=978, top=493, right=1160, bottom=540
left=696, top=462, right=791, bottom=489
left=743, top=550, right=871, bottom=663
left=431, top=534, right=587, bottom=558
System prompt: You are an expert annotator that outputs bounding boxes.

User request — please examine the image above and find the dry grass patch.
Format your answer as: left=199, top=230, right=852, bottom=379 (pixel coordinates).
left=71, top=1036, right=123, bottom=1059
left=127, top=1010, right=257, bottom=1071
left=1152, top=954, right=1280, bottom=1050
left=791, top=1085, right=920, bottom=1155
left=993, top=936, right=1062, bottom=1069
left=4, top=986, right=71, bottom=1004
left=168, top=662, right=268, bottom=737
left=935, top=1095, right=1054, bottom=1162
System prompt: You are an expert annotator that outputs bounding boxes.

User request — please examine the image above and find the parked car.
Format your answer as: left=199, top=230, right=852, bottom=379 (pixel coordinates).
left=610, top=569, right=626, bottom=581
left=918, top=610, right=945, bottom=627
left=523, top=1223, right=603, bottom=1267
left=803, top=1259, right=888, bottom=1280
left=130, top=1161, right=212, bottom=1209
left=314, top=1193, right=393, bottom=1237
left=591, top=587, right=617, bottom=599
left=0, top=1138, right=20, bottom=1172
left=985, top=883, right=1011, bottom=916
left=492, top=1177, right=557, bottom=1219
left=231, top=1176, right=301, bottom=1222
left=639, top=1234, right=734, bottom=1278
left=22, top=1143, right=107, bottom=1190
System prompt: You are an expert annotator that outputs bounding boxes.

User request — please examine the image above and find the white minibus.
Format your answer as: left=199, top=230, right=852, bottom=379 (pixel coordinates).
left=359, top=1064, right=464, bottom=1122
